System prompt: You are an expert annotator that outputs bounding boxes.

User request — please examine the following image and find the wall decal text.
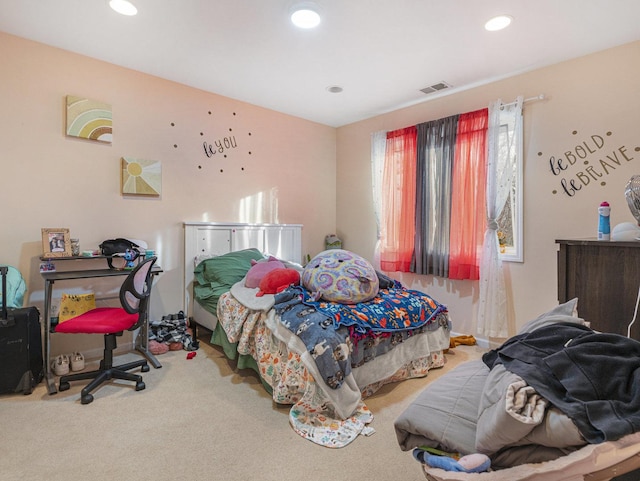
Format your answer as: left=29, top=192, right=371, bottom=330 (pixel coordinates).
left=540, top=131, right=639, bottom=197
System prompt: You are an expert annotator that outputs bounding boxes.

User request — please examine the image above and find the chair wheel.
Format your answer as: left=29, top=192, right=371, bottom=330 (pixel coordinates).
left=81, top=393, right=94, bottom=405
left=135, top=381, right=145, bottom=391
left=59, top=381, right=70, bottom=392
left=141, top=364, right=150, bottom=373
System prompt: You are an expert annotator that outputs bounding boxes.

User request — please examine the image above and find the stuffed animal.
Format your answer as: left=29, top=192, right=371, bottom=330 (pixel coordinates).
left=412, top=449, right=491, bottom=473
left=245, top=256, right=285, bottom=288
left=256, top=268, right=300, bottom=297
left=301, top=249, right=379, bottom=304
left=123, top=248, right=139, bottom=269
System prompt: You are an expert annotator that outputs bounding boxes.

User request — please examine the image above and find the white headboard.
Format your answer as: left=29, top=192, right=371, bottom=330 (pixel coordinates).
left=183, top=222, right=303, bottom=319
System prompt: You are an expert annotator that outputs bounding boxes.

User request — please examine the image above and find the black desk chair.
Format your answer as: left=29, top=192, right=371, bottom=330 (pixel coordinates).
left=55, top=257, right=157, bottom=404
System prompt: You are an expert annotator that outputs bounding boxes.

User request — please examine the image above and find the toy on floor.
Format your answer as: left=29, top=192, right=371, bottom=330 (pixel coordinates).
left=413, top=447, right=491, bottom=473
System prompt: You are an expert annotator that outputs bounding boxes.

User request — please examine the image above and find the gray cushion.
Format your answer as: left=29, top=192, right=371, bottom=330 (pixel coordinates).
left=394, top=360, right=489, bottom=455
left=394, top=300, right=588, bottom=460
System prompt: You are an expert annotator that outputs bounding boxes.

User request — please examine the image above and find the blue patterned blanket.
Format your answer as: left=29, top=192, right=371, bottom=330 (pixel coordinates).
left=306, top=281, right=448, bottom=334
left=273, top=284, right=448, bottom=390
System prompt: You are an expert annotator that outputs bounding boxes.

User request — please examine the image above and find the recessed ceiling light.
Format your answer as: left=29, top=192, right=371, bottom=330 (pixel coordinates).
left=290, top=3, right=321, bottom=29
left=109, top=0, right=138, bottom=16
left=327, top=86, right=343, bottom=93
left=485, top=15, right=513, bottom=31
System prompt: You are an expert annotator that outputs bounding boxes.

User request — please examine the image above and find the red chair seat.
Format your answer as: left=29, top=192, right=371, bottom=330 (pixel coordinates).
left=55, top=307, right=139, bottom=334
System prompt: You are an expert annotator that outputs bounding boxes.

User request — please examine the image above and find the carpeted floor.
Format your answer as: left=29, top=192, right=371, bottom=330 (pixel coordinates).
left=0, top=332, right=485, bottom=481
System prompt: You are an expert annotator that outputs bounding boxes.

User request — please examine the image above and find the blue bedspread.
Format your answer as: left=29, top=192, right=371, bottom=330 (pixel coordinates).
left=273, top=284, right=449, bottom=390
left=274, top=287, right=350, bottom=389
left=307, top=281, right=447, bottom=334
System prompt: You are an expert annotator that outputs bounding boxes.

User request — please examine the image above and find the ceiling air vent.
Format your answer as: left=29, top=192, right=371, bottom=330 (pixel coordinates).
left=420, top=81, right=452, bottom=95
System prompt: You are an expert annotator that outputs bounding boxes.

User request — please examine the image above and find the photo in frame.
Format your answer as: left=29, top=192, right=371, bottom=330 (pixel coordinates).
left=42, top=228, right=71, bottom=258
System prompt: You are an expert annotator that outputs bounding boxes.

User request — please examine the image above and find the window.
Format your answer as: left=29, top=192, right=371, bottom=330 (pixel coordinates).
left=372, top=97, right=524, bottom=282
left=495, top=107, right=523, bottom=263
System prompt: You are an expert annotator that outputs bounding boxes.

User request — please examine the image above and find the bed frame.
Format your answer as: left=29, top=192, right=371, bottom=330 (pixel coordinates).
left=183, top=222, right=303, bottom=330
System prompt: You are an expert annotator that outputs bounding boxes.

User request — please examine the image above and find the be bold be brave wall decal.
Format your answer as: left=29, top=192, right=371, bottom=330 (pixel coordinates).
left=541, top=130, right=640, bottom=197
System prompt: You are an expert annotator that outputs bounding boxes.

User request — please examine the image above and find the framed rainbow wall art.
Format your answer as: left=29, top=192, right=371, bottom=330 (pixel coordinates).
left=121, top=157, right=162, bottom=197
left=65, top=95, right=113, bottom=143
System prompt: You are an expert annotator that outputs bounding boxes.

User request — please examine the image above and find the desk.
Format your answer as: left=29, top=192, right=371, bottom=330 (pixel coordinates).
left=40, top=258, right=162, bottom=395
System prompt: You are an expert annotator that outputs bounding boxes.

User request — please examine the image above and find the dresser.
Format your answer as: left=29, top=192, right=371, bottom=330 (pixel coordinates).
left=556, top=239, right=640, bottom=339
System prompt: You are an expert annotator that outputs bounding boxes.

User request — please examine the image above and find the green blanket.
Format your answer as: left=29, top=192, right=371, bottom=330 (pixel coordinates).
left=210, top=322, right=273, bottom=395
left=193, top=248, right=264, bottom=314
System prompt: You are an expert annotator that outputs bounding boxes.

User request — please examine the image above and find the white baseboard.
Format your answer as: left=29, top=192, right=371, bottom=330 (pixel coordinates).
left=74, top=341, right=135, bottom=363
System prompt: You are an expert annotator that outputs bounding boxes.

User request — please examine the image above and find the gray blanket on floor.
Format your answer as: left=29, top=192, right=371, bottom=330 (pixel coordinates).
left=394, top=359, right=585, bottom=468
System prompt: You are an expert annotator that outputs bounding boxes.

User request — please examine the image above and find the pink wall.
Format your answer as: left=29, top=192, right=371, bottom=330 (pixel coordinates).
left=336, top=41, right=640, bottom=342
left=0, top=32, right=337, bottom=355
left=3, top=28, right=639, bottom=350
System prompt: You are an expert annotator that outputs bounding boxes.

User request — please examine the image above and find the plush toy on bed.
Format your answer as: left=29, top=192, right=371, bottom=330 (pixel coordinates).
left=256, top=268, right=300, bottom=297
left=301, top=249, right=379, bottom=304
left=245, top=256, right=286, bottom=288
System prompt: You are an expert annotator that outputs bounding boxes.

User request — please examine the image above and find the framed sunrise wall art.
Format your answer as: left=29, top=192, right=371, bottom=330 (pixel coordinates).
left=121, top=157, right=162, bottom=197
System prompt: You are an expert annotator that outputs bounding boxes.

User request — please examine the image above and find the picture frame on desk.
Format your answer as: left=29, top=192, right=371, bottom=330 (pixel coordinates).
left=41, top=228, right=71, bottom=258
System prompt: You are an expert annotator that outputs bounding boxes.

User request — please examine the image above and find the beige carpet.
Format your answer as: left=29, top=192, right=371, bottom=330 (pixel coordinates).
left=0, top=334, right=485, bottom=481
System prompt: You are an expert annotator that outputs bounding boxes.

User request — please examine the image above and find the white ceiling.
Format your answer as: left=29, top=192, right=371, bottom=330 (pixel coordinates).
left=1, top=0, right=639, bottom=127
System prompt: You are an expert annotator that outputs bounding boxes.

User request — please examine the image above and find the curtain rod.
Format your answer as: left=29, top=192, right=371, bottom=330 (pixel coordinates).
left=500, top=94, right=545, bottom=108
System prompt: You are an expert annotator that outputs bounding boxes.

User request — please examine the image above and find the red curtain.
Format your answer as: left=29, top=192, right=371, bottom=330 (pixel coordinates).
left=448, top=109, right=488, bottom=280
left=380, top=127, right=417, bottom=272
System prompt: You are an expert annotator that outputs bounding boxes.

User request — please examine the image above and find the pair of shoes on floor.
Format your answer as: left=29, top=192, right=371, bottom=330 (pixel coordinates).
left=52, top=355, right=70, bottom=376
left=52, top=352, right=85, bottom=375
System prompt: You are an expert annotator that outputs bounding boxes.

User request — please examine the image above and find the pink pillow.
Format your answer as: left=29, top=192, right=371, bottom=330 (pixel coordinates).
left=245, top=256, right=285, bottom=288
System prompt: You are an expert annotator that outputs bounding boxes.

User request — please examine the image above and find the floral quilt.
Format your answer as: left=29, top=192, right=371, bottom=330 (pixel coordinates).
left=216, top=289, right=450, bottom=448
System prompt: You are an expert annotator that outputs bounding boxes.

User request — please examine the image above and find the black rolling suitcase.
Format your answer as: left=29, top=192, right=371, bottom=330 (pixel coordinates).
left=0, top=266, right=44, bottom=395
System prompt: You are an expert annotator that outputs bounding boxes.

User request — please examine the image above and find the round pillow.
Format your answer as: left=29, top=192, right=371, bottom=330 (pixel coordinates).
left=302, top=249, right=379, bottom=304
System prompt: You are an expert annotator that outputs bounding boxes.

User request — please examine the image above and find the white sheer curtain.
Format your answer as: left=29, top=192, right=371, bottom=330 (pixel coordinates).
left=371, top=130, right=387, bottom=270
left=477, top=96, right=523, bottom=338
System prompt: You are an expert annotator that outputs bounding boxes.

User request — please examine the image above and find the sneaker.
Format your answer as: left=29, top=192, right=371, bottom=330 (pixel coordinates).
left=70, top=352, right=85, bottom=372
left=52, top=355, right=70, bottom=376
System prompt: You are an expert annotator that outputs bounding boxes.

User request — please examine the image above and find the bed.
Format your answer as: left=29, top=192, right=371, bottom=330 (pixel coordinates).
left=183, top=222, right=452, bottom=447
left=394, top=298, right=640, bottom=480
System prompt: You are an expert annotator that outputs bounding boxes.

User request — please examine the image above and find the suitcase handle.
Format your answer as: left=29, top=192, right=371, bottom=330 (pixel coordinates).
left=0, top=266, right=15, bottom=325
left=1, top=266, right=7, bottom=320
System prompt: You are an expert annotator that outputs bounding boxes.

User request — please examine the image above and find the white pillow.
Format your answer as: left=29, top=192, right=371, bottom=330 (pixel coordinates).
left=518, top=298, right=585, bottom=334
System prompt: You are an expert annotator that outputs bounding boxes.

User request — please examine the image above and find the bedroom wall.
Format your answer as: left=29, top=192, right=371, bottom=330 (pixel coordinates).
left=336, top=40, right=640, bottom=342
left=0, top=32, right=337, bottom=356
